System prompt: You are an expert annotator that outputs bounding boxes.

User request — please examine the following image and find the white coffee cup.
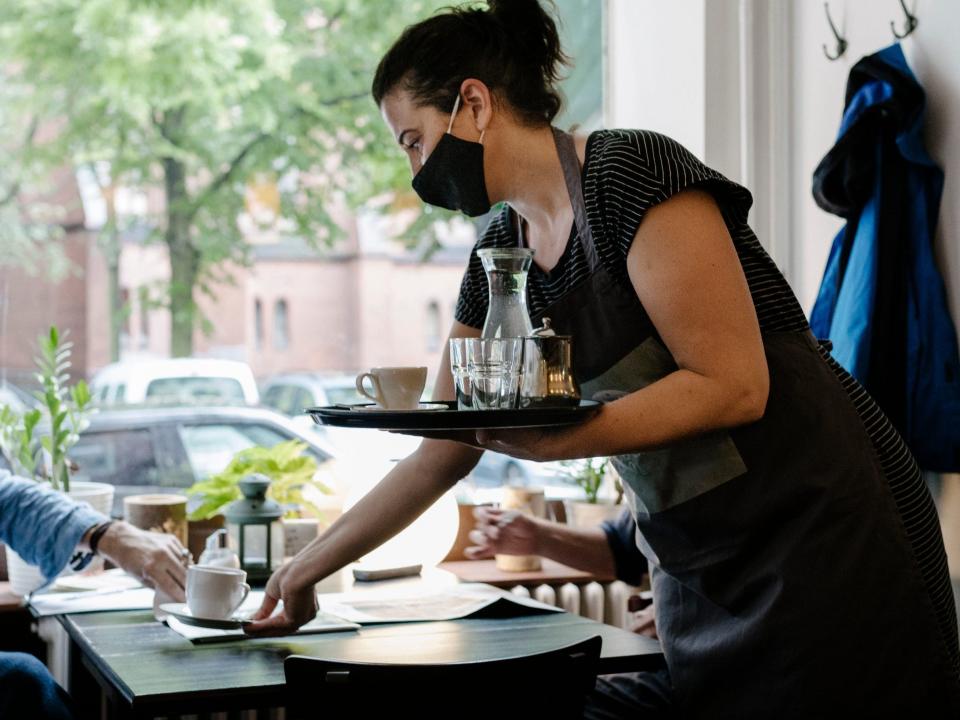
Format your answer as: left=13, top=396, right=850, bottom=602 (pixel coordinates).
left=186, top=565, right=251, bottom=620
left=355, top=366, right=427, bottom=410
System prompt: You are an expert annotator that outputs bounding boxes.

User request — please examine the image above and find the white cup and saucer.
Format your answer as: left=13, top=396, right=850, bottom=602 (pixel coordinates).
left=354, top=367, right=445, bottom=412
left=159, top=565, right=251, bottom=629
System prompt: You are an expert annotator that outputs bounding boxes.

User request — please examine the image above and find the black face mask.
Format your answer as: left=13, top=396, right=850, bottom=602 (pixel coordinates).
left=411, top=95, right=491, bottom=218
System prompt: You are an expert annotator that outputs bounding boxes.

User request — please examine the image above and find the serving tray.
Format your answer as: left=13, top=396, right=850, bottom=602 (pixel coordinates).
left=306, top=400, right=601, bottom=432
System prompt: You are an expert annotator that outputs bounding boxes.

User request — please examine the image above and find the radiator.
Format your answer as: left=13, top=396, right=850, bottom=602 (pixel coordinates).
left=507, top=580, right=644, bottom=630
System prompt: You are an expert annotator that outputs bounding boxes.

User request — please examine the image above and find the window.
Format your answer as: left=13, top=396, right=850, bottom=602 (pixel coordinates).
left=70, top=428, right=163, bottom=514
left=554, top=0, right=603, bottom=129
left=178, top=422, right=290, bottom=479
left=322, top=384, right=365, bottom=406
left=139, top=292, right=150, bottom=350
left=288, top=387, right=315, bottom=415
left=262, top=384, right=293, bottom=414
left=425, top=300, right=441, bottom=352
left=274, top=299, right=289, bottom=350
left=254, top=298, right=264, bottom=351
left=145, top=377, right=246, bottom=405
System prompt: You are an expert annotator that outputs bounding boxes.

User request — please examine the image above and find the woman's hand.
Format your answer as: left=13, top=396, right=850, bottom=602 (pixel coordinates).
left=243, top=561, right=318, bottom=637
left=465, top=507, right=541, bottom=558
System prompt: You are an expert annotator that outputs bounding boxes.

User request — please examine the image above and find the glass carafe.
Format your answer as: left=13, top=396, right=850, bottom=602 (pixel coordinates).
left=478, top=248, right=535, bottom=339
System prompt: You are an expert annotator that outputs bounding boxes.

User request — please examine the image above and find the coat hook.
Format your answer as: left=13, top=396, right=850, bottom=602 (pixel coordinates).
left=822, top=2, right=848, bottom=61
left=891, top=0, right=918, bottom=39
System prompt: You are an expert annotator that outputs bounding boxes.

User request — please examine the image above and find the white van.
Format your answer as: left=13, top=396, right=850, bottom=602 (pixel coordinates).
left=91, top=359, right=260, bottom=406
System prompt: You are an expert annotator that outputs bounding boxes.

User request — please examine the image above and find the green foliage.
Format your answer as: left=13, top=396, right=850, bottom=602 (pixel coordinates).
left=186, top=439, right=330, bottom=521
left=0, top=326, right=94, bottom=490
left=559, top=457, right=610, bottom=504
left=0, top=0, right=451, bottom=353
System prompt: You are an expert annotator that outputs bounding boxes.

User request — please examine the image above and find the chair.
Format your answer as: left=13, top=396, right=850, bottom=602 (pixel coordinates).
left=284, top=635, right=602, bottom=719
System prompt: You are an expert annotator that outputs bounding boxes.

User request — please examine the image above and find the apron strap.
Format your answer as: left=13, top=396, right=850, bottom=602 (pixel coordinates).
left=551, top=127, right=601, bottom=272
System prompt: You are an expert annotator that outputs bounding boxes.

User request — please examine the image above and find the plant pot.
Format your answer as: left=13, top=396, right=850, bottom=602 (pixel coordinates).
left=68, top=481, right=115, bottom=517
left=563, top=499, right=622, bottom=529
left=4, top=481, right=116, bottom=596
left=69, top=481, right=116, bottom=574
left=5, top=546, right=45, bottom=596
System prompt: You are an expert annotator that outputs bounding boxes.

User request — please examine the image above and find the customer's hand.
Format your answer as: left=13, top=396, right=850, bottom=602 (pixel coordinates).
left=465, top=507, right=541, bottom=559
left=627, top=595, right=658, bottom=639
left=244, top=561, right=318, bottom=637
left=95, top=521, right=189, bottom=602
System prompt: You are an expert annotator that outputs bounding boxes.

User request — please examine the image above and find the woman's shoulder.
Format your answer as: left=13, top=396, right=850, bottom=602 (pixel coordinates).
left=586, top=128, right=714, bottom=180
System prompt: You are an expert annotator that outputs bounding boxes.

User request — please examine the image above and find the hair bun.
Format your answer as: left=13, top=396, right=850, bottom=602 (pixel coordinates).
left=487, top=0, right=566, bottom=84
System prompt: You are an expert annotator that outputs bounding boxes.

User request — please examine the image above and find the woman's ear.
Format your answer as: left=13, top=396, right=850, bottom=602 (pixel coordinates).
left=458, top=78, right=493, bottom=138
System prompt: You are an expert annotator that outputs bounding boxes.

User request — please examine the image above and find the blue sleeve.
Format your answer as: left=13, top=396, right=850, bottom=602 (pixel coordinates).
left=601, top=508, right=648, bottom=586
left=0, top=471, right=107, bottom=580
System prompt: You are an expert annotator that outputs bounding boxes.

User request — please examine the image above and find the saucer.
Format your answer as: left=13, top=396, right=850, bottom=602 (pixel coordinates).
left=158, top=602, right=250, bottom=630
left=352, top=403, right=447, bottom=412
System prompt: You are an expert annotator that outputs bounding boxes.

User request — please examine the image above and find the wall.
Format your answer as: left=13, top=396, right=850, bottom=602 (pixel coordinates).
left=605, top=0, right=707, bottom=159
left=789, top=0, right=960, bottom=314
left=789, top=0, right=960, bottom=578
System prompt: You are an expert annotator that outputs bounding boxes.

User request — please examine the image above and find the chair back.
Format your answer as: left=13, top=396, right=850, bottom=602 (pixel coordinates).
left=284, top=635, right=602, bottom=719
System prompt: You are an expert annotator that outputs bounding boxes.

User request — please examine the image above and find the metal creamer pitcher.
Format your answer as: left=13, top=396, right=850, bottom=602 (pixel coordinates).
left=519, top=318, right=580, bottom=408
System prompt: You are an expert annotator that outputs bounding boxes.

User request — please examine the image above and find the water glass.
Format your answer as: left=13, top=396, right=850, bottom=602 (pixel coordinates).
left=449, top=338, right=472, bottom=410
left=466, top=338, right=523, bottom=410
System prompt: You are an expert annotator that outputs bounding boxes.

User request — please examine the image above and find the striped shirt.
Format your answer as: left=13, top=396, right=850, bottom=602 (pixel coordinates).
left=455, top=128, right=958, bottom=674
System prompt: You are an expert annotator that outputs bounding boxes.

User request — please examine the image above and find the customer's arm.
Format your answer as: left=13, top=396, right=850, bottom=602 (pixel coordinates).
left=0, top=471, right=104, bottom=580
left=465, top=506, right=648, bottom=584
left=0, top=471, right=188, bottom=599
left=465, top=506, right=617, bottom=577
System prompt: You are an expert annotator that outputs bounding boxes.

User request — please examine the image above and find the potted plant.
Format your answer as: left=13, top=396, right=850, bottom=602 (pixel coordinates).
left=559, top=457, right=623, bottom=529
left=186, top=440, right=334, bottom=559
left=0, top=327, right=110, bottom=595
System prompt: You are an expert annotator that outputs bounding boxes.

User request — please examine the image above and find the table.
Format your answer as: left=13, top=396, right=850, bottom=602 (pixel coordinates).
left=61, top=608, right=663, bottom=718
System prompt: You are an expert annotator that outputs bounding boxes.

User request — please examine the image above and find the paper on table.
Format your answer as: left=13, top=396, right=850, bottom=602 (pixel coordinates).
left=29, top=587, right=155, bottom=617
left=161, top=590, right=360, bottom=643
left=319, top=583, right=562, bottom=624
left=165, top=613, right=360, bottom=644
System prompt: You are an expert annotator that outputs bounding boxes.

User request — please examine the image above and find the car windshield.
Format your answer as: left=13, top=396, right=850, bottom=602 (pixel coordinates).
left=178, top=423, right=290, bottom=479
left=145, top=377, right=245, bottom=404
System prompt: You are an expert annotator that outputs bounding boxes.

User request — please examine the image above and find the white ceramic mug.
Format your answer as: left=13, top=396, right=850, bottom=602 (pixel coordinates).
left=355, top=366, right=427, bottom=410
left=186, top=565, right=250, bottom=620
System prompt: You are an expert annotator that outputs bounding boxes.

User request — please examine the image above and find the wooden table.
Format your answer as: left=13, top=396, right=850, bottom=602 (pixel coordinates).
left=60, top=608, right=663, bottom=718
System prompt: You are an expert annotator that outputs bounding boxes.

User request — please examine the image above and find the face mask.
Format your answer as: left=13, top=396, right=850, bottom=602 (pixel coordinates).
left=411, top=94, right=491, bottom=217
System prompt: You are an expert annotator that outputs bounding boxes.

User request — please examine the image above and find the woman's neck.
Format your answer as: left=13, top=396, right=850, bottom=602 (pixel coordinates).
left=489, top=123, right=573, bottom=235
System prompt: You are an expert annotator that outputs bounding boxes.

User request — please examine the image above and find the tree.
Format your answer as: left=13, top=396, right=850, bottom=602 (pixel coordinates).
left=0, top=0, right=445, bottom=356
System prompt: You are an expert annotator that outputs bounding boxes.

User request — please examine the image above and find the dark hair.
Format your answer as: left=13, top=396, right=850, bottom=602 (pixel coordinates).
left=371, top=0, right=569, bottom=125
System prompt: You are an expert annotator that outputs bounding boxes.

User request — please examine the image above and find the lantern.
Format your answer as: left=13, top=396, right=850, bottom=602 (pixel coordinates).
left=224, top=474, right=283, bottom=583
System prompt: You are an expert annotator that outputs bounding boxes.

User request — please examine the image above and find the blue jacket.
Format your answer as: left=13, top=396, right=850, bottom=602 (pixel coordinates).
left=810, top=43, right=960, bottom=472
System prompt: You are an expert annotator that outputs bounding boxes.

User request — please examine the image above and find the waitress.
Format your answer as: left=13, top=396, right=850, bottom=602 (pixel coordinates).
left=248, top=0, right=960, bottom=715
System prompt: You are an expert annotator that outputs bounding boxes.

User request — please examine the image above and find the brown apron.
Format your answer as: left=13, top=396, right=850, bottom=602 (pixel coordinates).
left=517, top=128, right=960, bottom=718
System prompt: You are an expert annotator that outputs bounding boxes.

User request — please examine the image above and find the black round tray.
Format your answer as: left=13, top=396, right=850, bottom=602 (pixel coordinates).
left=306, top=400, right=602, bottom=432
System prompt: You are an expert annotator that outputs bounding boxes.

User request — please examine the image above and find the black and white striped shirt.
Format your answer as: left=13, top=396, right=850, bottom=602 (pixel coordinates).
left=454, top=129, right=809, bottom=334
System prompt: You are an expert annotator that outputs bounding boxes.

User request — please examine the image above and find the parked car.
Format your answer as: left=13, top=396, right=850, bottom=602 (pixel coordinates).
left=260, top=372, right=568, bottom=488
left=68, top=405, right=336, bottom=517
left=0, top=382, right=35, bottom=412
left=261, top=373, right=364, bottom=415
left=91, top=359, right=260, bottom=406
